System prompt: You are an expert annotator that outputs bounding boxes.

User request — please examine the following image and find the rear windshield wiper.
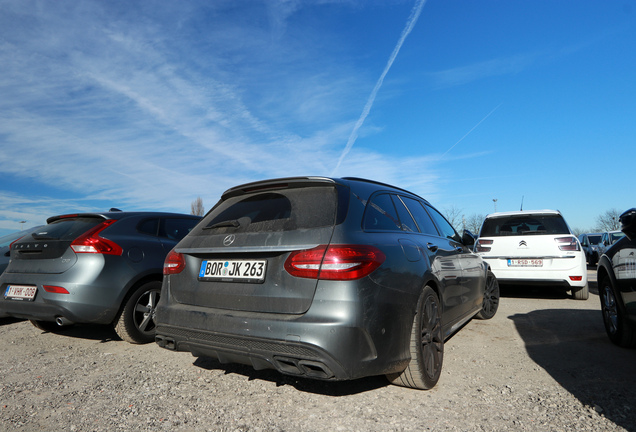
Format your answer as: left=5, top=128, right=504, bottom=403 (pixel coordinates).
left=203, top=220, right=241, bottom=230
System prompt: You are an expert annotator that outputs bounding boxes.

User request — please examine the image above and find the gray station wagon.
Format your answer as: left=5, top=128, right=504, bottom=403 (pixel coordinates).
left=156, top=177, right=499, bottom=389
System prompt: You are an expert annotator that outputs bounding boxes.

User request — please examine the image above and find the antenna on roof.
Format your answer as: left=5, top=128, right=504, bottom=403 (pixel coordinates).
left=520, top=196, right=524, bottom=211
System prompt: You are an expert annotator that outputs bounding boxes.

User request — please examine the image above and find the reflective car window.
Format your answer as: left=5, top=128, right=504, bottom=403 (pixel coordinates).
left=138, top=218, right=159, bottom=236
left=424, top=204, right=461, bottom=242
left=392, top=195, right=419, bottom=232
left=363, top=193, right=401, bottom=231
left=161, top=218, right=199, bottom=240
left=400, top=197, right=439, bottom=236
left=480, top=214, right=569, bottom=236
left=201, top=187, right=337, bottom=234
left=31, top=217, right=103, bottom=241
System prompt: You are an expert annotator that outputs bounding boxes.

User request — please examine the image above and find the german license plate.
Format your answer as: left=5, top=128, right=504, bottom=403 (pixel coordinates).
left=508, top=259, right=543, bottom=267
left=199, top=260, right=267, bottom=282
left=4, top=285, right=37, bottom=301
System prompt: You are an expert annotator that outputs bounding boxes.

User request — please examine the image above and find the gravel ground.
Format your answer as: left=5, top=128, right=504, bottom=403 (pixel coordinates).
left=2, top=269, right=635, bottom=432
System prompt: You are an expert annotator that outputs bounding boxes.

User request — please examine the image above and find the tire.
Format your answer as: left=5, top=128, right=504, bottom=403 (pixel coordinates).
left=571, top=284, right=589, bottom=301
left=589, top=253, right=598, bottom=266
left=599, top=276, right=636, bottom=348
left=114, top=281, right=161, bottom=344
left=386, top=286, right=444, bottom=390
left=30, top=320, right=61, bottom=332
left=476, top=270, right=499, bottom=320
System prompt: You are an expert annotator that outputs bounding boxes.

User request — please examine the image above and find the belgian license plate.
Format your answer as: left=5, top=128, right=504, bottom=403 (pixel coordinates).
left=508, top=259, right=543, bottom=267
left=4, top=285, right=37, bottom=301
left=199, top=260, right=267, bottom=282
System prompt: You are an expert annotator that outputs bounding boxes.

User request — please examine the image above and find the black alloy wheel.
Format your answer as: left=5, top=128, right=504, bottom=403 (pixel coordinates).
left=600, top=275, right=636, bottom=348
left=386, top=286, right=444, bottom=390
left=476, top=270, right=499, bottom=320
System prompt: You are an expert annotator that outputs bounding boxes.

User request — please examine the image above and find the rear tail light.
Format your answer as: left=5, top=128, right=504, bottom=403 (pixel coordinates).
left=555, top=236, right=580, bottom=252
left=164, top=249, right=186, bottom=275
left=70, top=220, right=122, bottom=255
left=475, top=239, right=493, bottom=253
left=284, top=244, right=385, bottom=281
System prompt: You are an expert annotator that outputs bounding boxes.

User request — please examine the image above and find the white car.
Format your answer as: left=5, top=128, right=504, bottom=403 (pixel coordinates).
left=474, top=210, right=588, bottom=300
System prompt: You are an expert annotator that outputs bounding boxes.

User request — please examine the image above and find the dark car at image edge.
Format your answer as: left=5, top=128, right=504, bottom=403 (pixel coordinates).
left=0, top=211, right=201, bottom=343
left=155, top=176, right=499, bottom=390
left=597, top=208, right=636, bottom=348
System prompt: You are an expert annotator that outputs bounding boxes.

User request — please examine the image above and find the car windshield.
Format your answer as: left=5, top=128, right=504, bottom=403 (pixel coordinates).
left=480, top=214, right=570, bottom=236
left=610, top=232, right=626, bottom=243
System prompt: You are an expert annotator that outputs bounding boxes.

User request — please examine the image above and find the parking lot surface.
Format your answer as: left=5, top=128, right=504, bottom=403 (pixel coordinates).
left=1, top=268, right=634, bottom=431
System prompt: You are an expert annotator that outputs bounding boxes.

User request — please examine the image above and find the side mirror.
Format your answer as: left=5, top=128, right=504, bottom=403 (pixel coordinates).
left=462, top=229, right=476, bottom=247
left=620, top=208, right=636, bottom=240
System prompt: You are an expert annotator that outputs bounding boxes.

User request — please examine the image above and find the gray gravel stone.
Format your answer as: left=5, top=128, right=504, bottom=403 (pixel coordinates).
left=1, top=278, right=634, bottom=431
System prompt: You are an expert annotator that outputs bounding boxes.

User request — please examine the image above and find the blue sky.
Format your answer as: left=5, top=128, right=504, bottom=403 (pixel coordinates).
left=1, top=0, right=634, bottom=236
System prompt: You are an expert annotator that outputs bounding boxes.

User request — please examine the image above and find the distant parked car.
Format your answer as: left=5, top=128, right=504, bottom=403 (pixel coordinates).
left=0, top=212, right=200, bottom=343
left=597, top=230, right=626, bottom=257
left=474, top=210, right=588, bottom=300
left=597, top=209, right=636, bottom=348
left=155, top=177, right=499, bottom=390
left=579, top=232, right=602, bottom=266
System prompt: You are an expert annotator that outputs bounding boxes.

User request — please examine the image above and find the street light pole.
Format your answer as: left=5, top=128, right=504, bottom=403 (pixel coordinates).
left=493, top=199, right=498, bottom=212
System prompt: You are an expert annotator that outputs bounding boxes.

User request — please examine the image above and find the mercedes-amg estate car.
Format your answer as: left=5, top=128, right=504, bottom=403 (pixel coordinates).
left=474, top=210, right=588, bottom=300
left=597, top=208, right=636, bottom=348
left=156, top=177, right=499, bottom=390
left=0, top=211, right=200, bottom=343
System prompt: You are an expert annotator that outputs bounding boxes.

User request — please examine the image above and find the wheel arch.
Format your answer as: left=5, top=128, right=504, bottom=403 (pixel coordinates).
left=596, top=256, right=616, bottom=290
left=114, top=272, right=164, bottom=320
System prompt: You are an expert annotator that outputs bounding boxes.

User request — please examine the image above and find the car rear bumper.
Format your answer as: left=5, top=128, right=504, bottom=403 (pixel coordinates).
left=0, top=273, right=123, bottom=324
left=155, top=280, right=414, bottom=381
left=482, top=256, right=587, bottom=288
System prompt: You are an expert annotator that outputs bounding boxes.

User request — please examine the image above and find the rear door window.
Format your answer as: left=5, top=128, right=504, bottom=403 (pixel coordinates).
left=400, top=197, right=439, bottom=236
left=424, top=204, right=461, bottom=242
left=137, top=218, right=160, bottom=236
left=161, top=218, right=199, bottom=241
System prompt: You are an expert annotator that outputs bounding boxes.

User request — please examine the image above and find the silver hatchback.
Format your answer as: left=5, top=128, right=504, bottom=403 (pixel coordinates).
left=0, top=211, right=200, bottom=343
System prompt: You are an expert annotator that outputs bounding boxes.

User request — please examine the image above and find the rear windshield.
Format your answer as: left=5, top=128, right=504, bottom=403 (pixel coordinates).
left=201, top=186, right=338, bottom=234
left=31, top=217, right=104, bottom=241
left=588, top=235, right=602, bottom=244
left=480, top=214, right=570, bottom=237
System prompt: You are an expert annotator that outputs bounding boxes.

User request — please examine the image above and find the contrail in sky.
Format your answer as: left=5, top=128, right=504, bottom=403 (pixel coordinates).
left=438, top=103, right=503, bottom=160
left=331, top=0, right=427, bottom=176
